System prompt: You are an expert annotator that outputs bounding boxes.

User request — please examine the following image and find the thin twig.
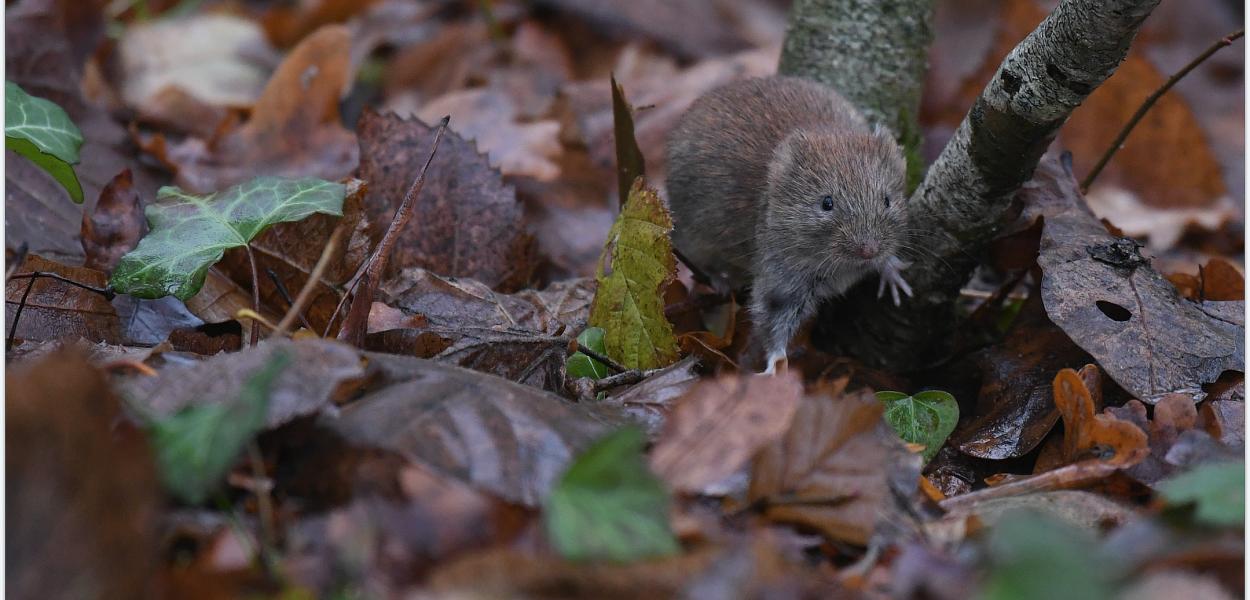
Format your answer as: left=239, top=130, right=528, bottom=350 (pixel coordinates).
left=592, top=367, right=661, bottom=392
left=575, top=341, right=629, bottom=373
left=325, top=115, right=451, bottom=338
left=274, top=223, right=346, bottom=337
left=266, top=269, right=313, bottom=332
left=246, top=245, right=261, bottom=347
left=6, top=276, right=37, bottom=353
left=6, top=272, right=116, bottom=352
left=245, top=441, right=277, bottom=565
left=1082, top=28, right=1244, bottom=191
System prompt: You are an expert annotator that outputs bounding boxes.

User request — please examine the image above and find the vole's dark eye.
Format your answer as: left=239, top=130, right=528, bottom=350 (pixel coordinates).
left=821, top=195, right=834, bottom=211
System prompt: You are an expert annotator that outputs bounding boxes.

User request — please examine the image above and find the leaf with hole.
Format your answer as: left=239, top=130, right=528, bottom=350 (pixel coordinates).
left=147, top=351, right=289, bottom=504
left=877, top=390, right=959, bottom=463
left=5, top=81, right=84, bottom=202
left=545, top=427, right=679, bottom=562
left=110, top=176, right=346, bottom=300
left=566, top=326, right=609, bottom=380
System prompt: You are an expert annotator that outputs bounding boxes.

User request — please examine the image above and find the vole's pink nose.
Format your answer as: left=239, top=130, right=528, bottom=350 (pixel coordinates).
left=856, top=241, right=879, bottom=259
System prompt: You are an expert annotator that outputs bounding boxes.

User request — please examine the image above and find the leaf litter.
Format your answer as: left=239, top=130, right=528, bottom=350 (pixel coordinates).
left=4, top=1, right=1245, bottom=598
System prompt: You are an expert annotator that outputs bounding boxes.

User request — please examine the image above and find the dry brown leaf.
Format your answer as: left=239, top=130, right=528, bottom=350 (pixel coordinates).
left=1167, top=258, right=1245, bottom=302
left=748, top=387, right=891, bottom=546
left=650, top=372, right=803, bottom=494
left=355, top=109, right=534, bottom=290
left=5, top=254, right=121, bottom=345
left=80, top=169, right=144, bottom=272
left=262, top=0, right=381, bottom=48
left=142, top=25, right=359, bottom=194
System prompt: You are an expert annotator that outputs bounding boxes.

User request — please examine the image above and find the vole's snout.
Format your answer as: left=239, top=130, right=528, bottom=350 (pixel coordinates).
left=855, top=240, right=880, bottom=259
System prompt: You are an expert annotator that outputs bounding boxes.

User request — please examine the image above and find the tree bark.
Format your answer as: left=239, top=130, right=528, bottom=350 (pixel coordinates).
left=804, top=0, right=1163, bottom=370
left=778, top=0, right=933, bottom=187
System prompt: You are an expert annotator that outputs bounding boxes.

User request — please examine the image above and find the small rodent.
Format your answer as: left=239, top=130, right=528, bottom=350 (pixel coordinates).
left=665, top=75, right=912, bottom=373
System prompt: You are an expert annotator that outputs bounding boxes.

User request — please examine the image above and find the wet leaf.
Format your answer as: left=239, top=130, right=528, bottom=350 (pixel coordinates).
left=1158, top=461, right=1244, bottom=527
left=1033, top=156, right=1244, bottom=403
left=877, top=389, right=959, bottom=463
left=326, top=351, right=632, bottom=507
left=748, top=387, right=891, bottom=545
left=588, top=179, right=679, bottom=370
left=110, top=176, right=346, bottom=300
left=567, top=326, right=609, bottom=380
left=5, top=80, right=84, bottom=202
left=5, top=254, right=121, bottom=345
left=7, top=350, right=160, bottom=599
left=148, top=351, right=289, bottom=504
left=650, top=372, right=802, bottom=494
left=81, top=169, right=144, bottom=272
left=546, top=427, right=679, bottom=562
left=356, top=109, right=534, bottom=290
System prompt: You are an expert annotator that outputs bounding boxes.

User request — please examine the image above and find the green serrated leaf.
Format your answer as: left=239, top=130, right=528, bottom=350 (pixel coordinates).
left=567, top=326, right=609, bottom=380
left=545, top=427, right=679, bottom=562
left=1159, top=460, right=1244, bottom=527
left=876, top=389, right=959, bottom=463
left=6, top=81, right=84, bottom=202
left=588, top=179, right=679, bottom=370
left=149, top=351, right=290, bottom=504
left=110, top=176, right=346, bottom=300
left=980, top=510, right=1117, bottom=600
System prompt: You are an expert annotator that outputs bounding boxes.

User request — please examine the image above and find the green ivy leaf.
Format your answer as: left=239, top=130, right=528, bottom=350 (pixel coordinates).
left=149, top=351, right=290, bottom=504
left=1159, top=460, right=1244, bottom=527
left=5, top=81, right=84, bottom=202
left=566, top=326, right=609, bottom=380
left=980, top=510, right=1118, bottom=600
left=110, top=176, right=346, bottom=300
left=588, top=179, right=679, bottom=370
left=545, top=427, right=679, bottom=562
left=876, top=389, right=959, bottom=463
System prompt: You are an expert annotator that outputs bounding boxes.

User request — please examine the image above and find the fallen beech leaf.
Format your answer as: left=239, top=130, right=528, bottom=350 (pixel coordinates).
left=325, top=351, right=633, bottom=507
left=262, top=0, right=381, bottom=48
left=117, top=14, right=273, bottom=112
left=5, top=254, right=121, bottom=344
left=1053, top=368, right=1149, bottom=466
left=145, top=25, right=359, bottom=194
left=81, top=168, right=144, bottom=271
left=110, top=176, right=347, bottom=300
left=588, top=179, right=680, bottom=370
left=114, top=338, right=366, bottom=428
left=606, top=355, right=702, bottom=436
left=1105, top=396, right=1236, bottom=487
left=365, top=268, right=595, bottom=391
left=650, top=372, right=803, bottom=494
left=1033, top=156, right=1244, bottom=404
left=5, top=81, right=84, bottom=202
left=7, top=350, right=159, bottom=599
left=546, top=427, right=679, bottom=562
left=532, top=0, right=765, bottom=59
left=355, top=109, right=534, bottom=290
left=183, top=267, right=279, bottom=325
left=748, top=387, right=891, bottom=545
left=1167, top=258, right=1244, bottom=302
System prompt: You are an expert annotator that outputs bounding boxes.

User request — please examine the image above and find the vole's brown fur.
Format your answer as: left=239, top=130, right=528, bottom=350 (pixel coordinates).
left=665, top=75, right=911, bottom=371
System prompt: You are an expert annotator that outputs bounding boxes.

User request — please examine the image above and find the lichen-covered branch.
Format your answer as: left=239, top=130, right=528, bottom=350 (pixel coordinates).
left=778, top=0, right=932, bottom=186
left=817, top=0, right=1163, bottom=370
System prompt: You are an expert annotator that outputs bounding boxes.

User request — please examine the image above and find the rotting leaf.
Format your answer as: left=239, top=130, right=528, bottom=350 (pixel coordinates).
left=567, top=326, right=610, bottom=380
left=139, top=25, right=359, bottom=194
left=82, top=169, right=145, bottom=272
left=7, top=350, right=160, bottom=599
left=5, top=80, right=84, bottom=202
left=365, top=268, right=595, bottom=391
left=5, top=254, right=121, bottom=345
left=148, top=351, right=290, bottom=504
left=611, top=74, right=645, bottom=208
left=1032, top=155, right=1244, bottom=404
left=325, top=351, right=632, bottom=507
left=114, top=338, right=366, bottom=429
left=110, top=176, right=347, bottom=300
left=355, top=109, right=534, bottom=290
left=1158, top=460, right=1244, bottom=527
left=748, top=387, right=891, bottom=546
left=545, top=427, right=679, bottom=562
left=588, top=178, right=680, bottom=370
left=650, top=372, right=802, bottom=494
left=605, top=355, right=702, bottom=437
left=877, top=389, right=959, bottom=463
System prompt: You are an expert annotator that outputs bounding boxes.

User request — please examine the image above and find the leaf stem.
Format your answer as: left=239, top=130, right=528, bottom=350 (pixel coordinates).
left=246, top=245, right=260, bottom=347
left=1081, top=28, right=1244, bottom=191
left=274, top=223, right=345, bottom=337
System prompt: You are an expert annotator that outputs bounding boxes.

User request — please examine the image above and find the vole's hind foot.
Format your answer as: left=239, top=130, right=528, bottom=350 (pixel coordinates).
left=762, top=350, right=788, bottom=375
left=876, top=256, right=914, bottom=306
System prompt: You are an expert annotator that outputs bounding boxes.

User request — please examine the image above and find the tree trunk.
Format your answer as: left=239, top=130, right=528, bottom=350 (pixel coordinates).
left=778, top=0, right=933, bottom=187
left=805, top=0, right=1163, bottom=371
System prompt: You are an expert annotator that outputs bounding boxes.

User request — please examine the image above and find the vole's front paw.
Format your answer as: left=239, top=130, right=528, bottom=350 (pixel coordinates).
left=876, top=256, right=914, bottom=306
